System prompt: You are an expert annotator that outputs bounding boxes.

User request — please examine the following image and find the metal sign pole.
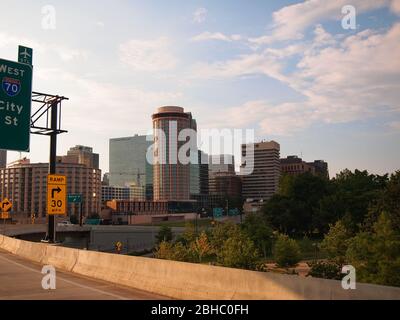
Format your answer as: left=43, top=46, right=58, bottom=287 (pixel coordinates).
left=46, top=101, right=58, bottom=243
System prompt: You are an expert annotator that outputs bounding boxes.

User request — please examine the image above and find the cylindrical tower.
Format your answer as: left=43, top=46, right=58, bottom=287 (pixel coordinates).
left=152, top=106, right=191, bottom=201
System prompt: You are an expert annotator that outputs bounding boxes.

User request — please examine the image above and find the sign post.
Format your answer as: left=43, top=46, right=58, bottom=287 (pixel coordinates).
left=0, top=58, right=32, bottom=151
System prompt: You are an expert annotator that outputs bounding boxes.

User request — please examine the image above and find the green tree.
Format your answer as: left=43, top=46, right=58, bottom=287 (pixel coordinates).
left=190, top=231, right=213, bottom=263
left=154, top=241, right=189, bottom=262
left=346, top=212, right=400, bottom=286
left=263, top=172, right=330, bottom=236
left=210, top=221, right=239, bottom=252
left=273, top=234, right=302, bottom=268
left=217, top=230, right=259, bottom=270
left=241, top=213, right=273, bottom=258
left=156, top=226, right=173, bottom=244
left=320, top=220, right=351, bottom=263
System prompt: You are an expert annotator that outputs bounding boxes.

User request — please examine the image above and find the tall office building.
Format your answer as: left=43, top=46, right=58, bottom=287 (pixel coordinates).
left=240, top=141, right=281, bottom=201
left=109, top=134, right=153, bottom=199
left=0, top=150, right=6, bottom=168
left=0, top=160, right=101, bottom=217
left=61, top=145, right=99, bottom=169
left=152, top=106, right=195, bottom=201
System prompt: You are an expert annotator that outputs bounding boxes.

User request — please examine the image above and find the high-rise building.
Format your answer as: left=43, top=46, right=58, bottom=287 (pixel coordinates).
left=0, top=150, right=6, bottom=168
left=109, top=134, right=153, bottom=199
left=0, top=161, right=101, bottom=218
left=62, top=145, right=99, bottom=169
left=240, top=141, right=281, bottom=201
left=152, top=106, right=195, bottom=201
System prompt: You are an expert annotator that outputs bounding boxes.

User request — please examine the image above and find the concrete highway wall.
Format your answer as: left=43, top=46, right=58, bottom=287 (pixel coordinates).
left=1, top=234, right=399, bottom=300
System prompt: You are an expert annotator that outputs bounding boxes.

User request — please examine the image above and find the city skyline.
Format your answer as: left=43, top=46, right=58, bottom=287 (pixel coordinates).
left=1, top=1, right=399, bottom=176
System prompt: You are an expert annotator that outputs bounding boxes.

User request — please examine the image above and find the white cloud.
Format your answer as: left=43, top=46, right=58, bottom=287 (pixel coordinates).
left=0, top=32, right=88, bottom=62
left=194, top=23, right=400, bottom=136
left=193, top=7, right=207, bottom=24
left=249, top=0, right=389, bottom=45
left=34, top=68, right=183, bottom=135
left=191, top=32, right=242, bottom=42
left=119, top=37, right=177, bottom=72
left=391, top=0, right=400, bottom=14
left=388, top=120, right=400, bottom=131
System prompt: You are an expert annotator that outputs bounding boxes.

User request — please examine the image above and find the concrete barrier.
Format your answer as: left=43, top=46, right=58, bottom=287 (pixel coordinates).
left=16, top=240, right=47, bottom=263
left=1, top=235, right=400, bottom=300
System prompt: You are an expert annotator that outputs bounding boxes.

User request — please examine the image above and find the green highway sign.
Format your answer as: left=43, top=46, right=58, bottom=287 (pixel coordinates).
left=18, top=46, right=33, bottom=66
left=68, top=194, right=82, bottom=204
left=0, top=58, right=32, bottom=152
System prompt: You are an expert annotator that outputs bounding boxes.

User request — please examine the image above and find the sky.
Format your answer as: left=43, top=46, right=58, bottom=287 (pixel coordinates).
left=0, top=0, right=399, bottom=177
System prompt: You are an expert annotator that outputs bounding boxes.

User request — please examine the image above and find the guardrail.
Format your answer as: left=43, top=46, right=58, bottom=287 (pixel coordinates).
left=1, top=234, right=400, bottom=300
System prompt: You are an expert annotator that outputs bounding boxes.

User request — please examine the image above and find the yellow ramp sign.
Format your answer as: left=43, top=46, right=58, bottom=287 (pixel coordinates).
left=47, top=174, right=67, bottom=215
left=1, top=198, right=12, bottom=213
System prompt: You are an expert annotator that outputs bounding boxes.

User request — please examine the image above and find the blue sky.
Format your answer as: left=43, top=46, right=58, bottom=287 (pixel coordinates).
left=1, top=0, right=399, bottom=176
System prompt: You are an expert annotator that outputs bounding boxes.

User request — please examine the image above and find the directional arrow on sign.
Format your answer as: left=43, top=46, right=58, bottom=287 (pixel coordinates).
left=51, top=186, right=62, bottom=198
left=1, top=198, right=12, bottom=212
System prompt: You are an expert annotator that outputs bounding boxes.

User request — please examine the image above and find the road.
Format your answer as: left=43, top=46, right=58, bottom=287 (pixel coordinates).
left=0, top=249, right=168, bottom=300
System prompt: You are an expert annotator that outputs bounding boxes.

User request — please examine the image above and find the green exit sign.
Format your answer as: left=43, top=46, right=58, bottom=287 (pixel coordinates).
left=68, top=194, right=82, bottom=203
left=0, top=58, right=32, bottom=152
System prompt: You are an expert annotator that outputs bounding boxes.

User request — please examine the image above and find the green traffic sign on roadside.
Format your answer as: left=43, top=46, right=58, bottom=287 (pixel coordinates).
left=68, top=194, right=82, bottom=204
left=0, top=58, right=32, bottom=152
left=18, top=46, right=33, bottom=66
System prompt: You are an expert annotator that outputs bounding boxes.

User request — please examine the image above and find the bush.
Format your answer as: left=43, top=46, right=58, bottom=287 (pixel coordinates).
left=217, top=230, right=259, bottom=270
left=156, top=226, right=173, bottom=244
left=154, top=241, right=189, bottom=262
left=273, top=234, right=302, bottom=268
left=307, top=260, right=342, bottom=280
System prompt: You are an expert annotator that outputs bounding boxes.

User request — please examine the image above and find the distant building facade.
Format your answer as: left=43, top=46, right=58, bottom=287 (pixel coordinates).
left=280, top=156, right=315, bottom=176
left=240, top=141, right=281, bottom=202
left=0, top=161, right=101, bottom=218
left=281, top=156, right=329, bottom=178
left=102, top=185, right=145, bottom=202
left=59, top=145, right=99, bottom=169
left=109, top=134, right=153, bottom=199
left=209, top=172, right=242, bottom=199
left=0, top=150, right=6, bottom=168
left=208, top=154, right=235, bottom=194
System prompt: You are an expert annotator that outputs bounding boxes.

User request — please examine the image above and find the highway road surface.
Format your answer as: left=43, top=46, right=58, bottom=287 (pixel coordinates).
left=0, top=249, right=168, bottom=300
